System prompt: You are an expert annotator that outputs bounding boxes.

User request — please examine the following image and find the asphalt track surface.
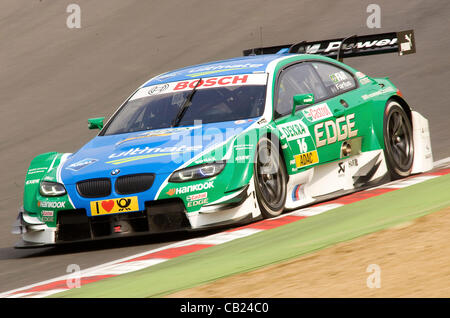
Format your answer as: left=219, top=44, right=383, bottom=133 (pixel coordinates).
left=0, top=0, right=449, bottom=293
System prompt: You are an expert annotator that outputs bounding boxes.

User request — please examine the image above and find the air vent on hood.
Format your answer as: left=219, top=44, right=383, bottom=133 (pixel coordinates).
left=77, top=178, right=111, bottom=198
left=115, top=173, right=155, bottom=195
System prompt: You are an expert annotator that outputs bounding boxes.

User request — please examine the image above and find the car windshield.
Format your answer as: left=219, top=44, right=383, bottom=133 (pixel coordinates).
left=102, top=74, right=267, bottom=135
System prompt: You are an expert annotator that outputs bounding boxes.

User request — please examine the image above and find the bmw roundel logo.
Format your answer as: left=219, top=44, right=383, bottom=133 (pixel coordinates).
left=111, top=169, right=120, bottom=176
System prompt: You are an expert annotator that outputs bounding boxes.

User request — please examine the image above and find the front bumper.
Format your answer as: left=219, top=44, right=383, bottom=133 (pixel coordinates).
left=13, top=186, right=257, bottom=248
left=13, top=207, right=56, bottom=248
left=13, top=199, right=190, bottom=248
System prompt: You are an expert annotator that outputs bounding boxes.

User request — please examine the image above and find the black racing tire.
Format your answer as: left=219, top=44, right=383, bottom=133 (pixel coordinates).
left=383, top=101, right=414, bottom=179
left=253, top=136, right=287, bottom=218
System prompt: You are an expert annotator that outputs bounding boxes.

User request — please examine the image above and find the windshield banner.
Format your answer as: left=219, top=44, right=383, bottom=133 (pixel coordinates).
left=131, top=73, right=267, bottom=101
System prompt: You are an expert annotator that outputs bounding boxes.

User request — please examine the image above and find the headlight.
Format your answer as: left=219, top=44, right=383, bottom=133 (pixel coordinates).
left=39, top=181, right=67, bottom=197
left=169, top=161, right=226, bottom=183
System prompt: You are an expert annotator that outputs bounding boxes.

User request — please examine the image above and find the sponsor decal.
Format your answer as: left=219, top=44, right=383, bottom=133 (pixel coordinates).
left=329, top=71, right=348, bottom=83
left=292, top=184, right=304, bottom=201
left=130, top=74, right=267, bottom=100
left=361, top=86, right=395, bottom=100
left=107, top=145, right=203, bottom=165
left=25, top=179, right=40, bottom=185
left=338, top=162, right=346, bottom=174
left=257, top=118, right=267, bottom=125
left=38, top=201, right=66, bottom=209
left=334, top=80, right=353, bottom=91
left=28, top=167, right=47, bottom=172
left=109, top=145, right=202, bottom=159
left=314, top=114, right=358, bottom=148
left=167, top=181, right=214, bottom=196
left=41, top=210, right=54, bottom=222
left=294, top=150, right=319, bottom=168
left=278, top=119, right=310, bottom=142
left=236, top=155, right=251, bottom=161
left=166, top=188, right=176, bottom=196
left=355, top=70, right=371, bottom=85
left=304, top=38, right=398, bottom=54
left=27, top=170, right=46, bottom=175
left=186, top=192, right=208, bottom=207
left=156, top=71, right=183, bottom=80
left=187, top=198, right=208, bottom=208
left=148, top=83, right=169, bottom=95
left=42, top=210, right=54, bottom=217
left=234, top=144, right=254, bottom=151
left=328, top=71, right=354, bottom=92
left=173, top=75, right=250, bottom=91
left=359, top=77, right=372, bottom=85
left=27, top=167, right=47, bottom=175
left=349, top=158, right=358, bottom=167
left=66, top=158, right=98, bottom=171
left=186, top=63, right=264, bottom=77
left=302, top=103, right=332, bottom=122
left=398, top=30, right=416, bottom=56
left=194, top=157, right=216, bottom=165
left=115, top=127, right=197, bottom=146
left=90, top=196, right=139, bottom=215
left=186, top=192, right=207, bottom=201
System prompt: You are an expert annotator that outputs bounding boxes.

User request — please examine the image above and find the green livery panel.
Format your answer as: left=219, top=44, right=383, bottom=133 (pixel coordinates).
left=24, top=152, right=74, bottom=227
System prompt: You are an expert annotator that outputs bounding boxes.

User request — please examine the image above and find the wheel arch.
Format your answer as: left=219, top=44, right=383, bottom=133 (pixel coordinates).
left=386, top=95, right=412, bottom=122
left=382, top=97, right=415, bottom=178
left=260, top=131, right=290, bottom=182
left=253, top=131, right=288, bottom=217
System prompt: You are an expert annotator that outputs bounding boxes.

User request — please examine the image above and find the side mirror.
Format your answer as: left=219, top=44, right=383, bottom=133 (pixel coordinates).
left=88, top=117, right=105, bottom=130
left=292, top=94, right=315, bottom=116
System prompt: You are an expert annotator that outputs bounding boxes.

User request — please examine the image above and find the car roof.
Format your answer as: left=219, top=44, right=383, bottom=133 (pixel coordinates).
left=143, top=54, right=291, bottom=87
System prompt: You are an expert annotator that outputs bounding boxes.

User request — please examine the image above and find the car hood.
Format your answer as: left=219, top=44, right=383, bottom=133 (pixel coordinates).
left=60, top=120, right=256, bottom=184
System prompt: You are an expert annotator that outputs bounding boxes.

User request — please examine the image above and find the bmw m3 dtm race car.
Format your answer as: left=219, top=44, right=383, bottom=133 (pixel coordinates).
left=13, top=30, right=433, bottom=247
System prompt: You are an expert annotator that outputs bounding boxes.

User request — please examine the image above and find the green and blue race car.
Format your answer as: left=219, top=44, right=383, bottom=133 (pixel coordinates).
left=13, top=30, right=433, bottom=247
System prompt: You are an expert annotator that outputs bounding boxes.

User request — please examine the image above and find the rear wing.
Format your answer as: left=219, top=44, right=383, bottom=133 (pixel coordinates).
left=243, top=30, right=416, bottom=61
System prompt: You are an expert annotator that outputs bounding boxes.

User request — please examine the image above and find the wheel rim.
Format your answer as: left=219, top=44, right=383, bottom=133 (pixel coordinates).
left=255, top=143, right=284, bottom=206
left=386, top=109, right=413, bottom=171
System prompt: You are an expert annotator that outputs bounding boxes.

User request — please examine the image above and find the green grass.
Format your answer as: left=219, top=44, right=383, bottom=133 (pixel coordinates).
left=54, top=174, right=450, bottom=298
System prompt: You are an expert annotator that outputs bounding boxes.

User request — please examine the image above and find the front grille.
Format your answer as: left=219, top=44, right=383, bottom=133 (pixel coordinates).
left=115, top=173, right=155, bottom=195
left=77, top=178, right=111, bottom=198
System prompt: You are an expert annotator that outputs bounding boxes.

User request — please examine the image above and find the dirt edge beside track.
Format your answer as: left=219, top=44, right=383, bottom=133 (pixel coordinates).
left=168, top=207, right=450, bottom=298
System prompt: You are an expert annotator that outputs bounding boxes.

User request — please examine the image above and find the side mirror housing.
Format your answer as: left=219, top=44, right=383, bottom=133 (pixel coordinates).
left=292, top=94, right=315, bottom=116
left=88, top=117, right=105, bottom=130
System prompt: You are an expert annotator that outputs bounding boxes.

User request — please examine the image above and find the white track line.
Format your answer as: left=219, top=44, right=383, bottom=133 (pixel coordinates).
left=374, top=175, right=439, bottom=189
left=433, top=156, right=450, bottom=168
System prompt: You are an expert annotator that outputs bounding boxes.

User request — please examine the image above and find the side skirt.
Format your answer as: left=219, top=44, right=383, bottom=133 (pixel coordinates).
left=285, top=149, right=389, bottom=210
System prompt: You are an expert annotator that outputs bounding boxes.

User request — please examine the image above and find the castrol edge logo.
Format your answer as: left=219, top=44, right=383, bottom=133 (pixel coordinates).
left=130, top=74, right=267, bottom=101
left=302, top=103, right=332, bottom=122
left=314, top=113, right=358, bottom=147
